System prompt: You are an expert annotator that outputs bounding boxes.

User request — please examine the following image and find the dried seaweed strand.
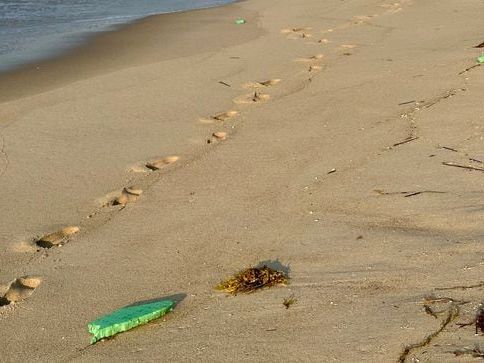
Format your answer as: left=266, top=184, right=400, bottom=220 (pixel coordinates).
left=459, top=64, right=480, bottom=75
left=398, top=303, right=459, bottom=363
left=435, top=281, right=484, bottom=291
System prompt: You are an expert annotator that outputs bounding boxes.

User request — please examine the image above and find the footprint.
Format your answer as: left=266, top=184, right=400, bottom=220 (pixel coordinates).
left=295, top=54, right=324, bottom=63
left=113, top=186, right=143, bottom=206
left=233, top=91, right=270, bottom=105
left=0, top=276, right=42, bottom=306
left=242, top=79, right=281, bottom=89
left=212, top=132, right=227, bottom=141
left=146, top=155, right=179, bottom=171
left=308, top=65, right=322, bottom=72
left=200, top=110, right=238, bottom=124
left=36, top=226, right=80, bottom=248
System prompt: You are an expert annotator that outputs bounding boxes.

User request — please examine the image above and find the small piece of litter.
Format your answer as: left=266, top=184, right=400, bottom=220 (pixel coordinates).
left=327, top=168, right=337, bottom=174
left=235, top=19, right=246, bottom=25
left=478, top=55, right=484, bottom=64
left=88, top=300, right=175, bottom=344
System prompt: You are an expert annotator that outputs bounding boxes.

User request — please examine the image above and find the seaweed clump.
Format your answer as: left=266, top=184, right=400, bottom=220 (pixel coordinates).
left=216, top=265, right=288, bottom=295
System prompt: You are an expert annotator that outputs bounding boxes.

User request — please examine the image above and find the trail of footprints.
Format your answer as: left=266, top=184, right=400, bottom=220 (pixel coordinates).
left=2, top=0, right=411, bottom=309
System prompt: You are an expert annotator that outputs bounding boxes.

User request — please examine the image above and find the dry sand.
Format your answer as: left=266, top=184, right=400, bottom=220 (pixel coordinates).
left=0, top=0, right=483, bottom=361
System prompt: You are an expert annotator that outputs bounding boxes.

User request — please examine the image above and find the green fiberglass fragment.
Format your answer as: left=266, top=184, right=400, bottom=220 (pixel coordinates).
left=235, top=18, right=246, bottom=25
left=478, top=55, right=484, bottom=64
left=88, top=299, right=175, bottom=344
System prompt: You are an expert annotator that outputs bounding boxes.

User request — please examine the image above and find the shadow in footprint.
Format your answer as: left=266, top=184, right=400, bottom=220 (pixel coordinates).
left=36, top=226, right=80, bottom=248
left=0, top=276, right=42, bottom=307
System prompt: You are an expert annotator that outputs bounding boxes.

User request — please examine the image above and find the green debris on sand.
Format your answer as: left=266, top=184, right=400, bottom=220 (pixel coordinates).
left=235, top=18, right=246, bottom=25
left=478, top=55, right=484, bottom=64
left=88, top=299, right=175, bottom=344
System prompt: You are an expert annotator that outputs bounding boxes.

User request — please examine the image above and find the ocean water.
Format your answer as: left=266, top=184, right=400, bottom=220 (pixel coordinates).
left=0, top=0, right=235, bottom=72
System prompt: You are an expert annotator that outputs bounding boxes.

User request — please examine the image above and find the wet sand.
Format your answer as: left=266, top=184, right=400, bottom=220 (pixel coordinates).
left=1, top=0, right=484, bottom=361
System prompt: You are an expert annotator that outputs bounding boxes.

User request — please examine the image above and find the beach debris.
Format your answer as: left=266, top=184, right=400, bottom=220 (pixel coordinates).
left=0, top=276, right=42, bottom=306
left=374, top=189, right=445, bottom=198
left=398, top=100, right=416, bottom=106
left=216, top=265, right=288, bottom=295
left=212, top=132, right=227, bottom=140
left=459, top=63, right=481, bottom=74
left=442, top=161, right=484, bottom=172
left=474, top=41, right=484, bottom=48
left=327, top=168, right=337, bottom=174
left=88, top=299, right=175, bottom=344
left=392, top=136, right=419, bottom=147
left=283, top=295, right=297, bottom=309
left=398, top=301, right=459, bottom=362
left=235, top=18, right=246, bottom=25
left=114, top=186, right=143, bottom=205
left=476, top=304, right=484, bottom=334
left=36, top=226, right=80, bottom=248
left=478, top=55, right=484, bottom=64
left=218, top=81, right=231, bottom=87
left=146, top=156, right=179, bottom=171
left=440, top=145, right=459, bottom=152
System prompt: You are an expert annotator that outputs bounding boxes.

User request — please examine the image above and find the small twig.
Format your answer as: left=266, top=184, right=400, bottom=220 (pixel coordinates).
left=393, top=137, right=419, bottom=147
left=404, top=191, right=446, bottom=198
left=442, top=162, right=484, bottom=172
left=398, top=100, right=415, bottom=106
left=459, top=64, right=481, bottom=75
left=441, top=146, right=459, bottom=153
left=435, top=281, right=484, bottom=291
left=218, top=81, right=231, bottom=87
left=399, top=303, right=460, bottom=362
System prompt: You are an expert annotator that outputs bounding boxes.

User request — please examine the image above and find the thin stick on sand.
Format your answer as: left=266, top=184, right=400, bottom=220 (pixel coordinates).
left=442, top=162, right=484, bottom=172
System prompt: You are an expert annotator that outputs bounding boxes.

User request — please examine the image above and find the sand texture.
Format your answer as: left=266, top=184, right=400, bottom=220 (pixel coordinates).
left=1, top=0, right=484, bottom=361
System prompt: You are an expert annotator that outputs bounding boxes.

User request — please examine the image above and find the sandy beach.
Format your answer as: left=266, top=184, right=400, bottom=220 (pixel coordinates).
left=0, top=0, right=483, bottom=361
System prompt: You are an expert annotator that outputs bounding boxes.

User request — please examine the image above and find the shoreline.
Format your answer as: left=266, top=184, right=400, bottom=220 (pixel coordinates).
left=0, top=0, right=253, bottom=103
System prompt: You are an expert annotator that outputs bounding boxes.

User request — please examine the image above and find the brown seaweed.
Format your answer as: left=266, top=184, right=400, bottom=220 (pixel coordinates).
left=216, top=265, right=288, bottom=295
